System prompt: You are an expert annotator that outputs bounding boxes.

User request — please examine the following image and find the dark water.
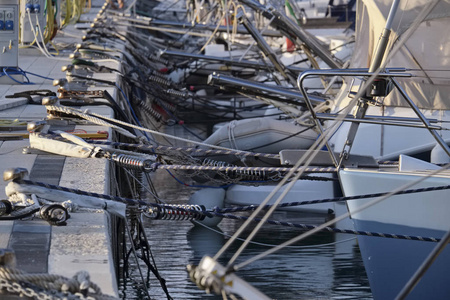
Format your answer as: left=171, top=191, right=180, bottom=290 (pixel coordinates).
left=116, top=121, right=372, bottom=299
left=119, top=170, right=373, bottom=300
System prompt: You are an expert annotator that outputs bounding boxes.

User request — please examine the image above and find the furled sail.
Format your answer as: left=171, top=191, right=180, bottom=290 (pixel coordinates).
left=341, top=0, right=450, bottom=109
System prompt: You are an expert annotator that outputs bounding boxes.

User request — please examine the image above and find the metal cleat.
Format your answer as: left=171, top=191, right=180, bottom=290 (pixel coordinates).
left=53, top=78, right=68, bottom=87
left=3, top=168, right=29, bottom=181
left=69, top=52, right=81, bottom=59
left=42, top=96, right=59, bottom=106
left=61, top=65, right=74, bottom=72
left=27, top=120, right=47, bottom=132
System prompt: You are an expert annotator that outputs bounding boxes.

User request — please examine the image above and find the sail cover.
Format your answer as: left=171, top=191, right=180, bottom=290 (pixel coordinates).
left=348, top=0, right=450, bottom=109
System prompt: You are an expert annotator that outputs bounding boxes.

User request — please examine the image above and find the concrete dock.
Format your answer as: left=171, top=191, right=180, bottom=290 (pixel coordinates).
left=0, top=0, right=119, bottom=297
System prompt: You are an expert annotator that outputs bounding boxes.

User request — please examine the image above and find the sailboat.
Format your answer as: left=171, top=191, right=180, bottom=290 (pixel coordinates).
left=188, top=0, right=450, bottom=299
left=322, top=0, right=450, bottom=298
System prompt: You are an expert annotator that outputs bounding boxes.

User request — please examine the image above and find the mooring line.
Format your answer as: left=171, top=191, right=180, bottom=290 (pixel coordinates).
left=11, top=179, right=447, bottom=243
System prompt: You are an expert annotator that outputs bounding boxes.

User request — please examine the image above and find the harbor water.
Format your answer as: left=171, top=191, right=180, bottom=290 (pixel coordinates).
left=119, top=168, right=373, bottom=299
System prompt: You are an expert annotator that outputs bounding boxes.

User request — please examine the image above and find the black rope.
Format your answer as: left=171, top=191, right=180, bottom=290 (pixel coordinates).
left=216, top=183, right=450, bottom=212
left=18, top=178, right=450, bottom=215
left=13, top=179, right=450, bottom=243
left=209, top=211, right=441, bottom=243
left=0, top=208, right=40, bottom=221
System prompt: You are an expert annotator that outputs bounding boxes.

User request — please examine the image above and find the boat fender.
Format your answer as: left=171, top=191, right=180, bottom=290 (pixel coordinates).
left=188, top=188, right=225, bottom=227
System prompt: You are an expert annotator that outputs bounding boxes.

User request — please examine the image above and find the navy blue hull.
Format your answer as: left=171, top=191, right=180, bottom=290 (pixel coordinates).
left=353, top=219, right=450, bottom=299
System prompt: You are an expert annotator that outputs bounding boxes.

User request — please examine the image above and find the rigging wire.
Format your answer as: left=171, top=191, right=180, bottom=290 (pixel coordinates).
left=234, top=162, right=450, bottom=271
left=218, top=0, right=444, bottom=272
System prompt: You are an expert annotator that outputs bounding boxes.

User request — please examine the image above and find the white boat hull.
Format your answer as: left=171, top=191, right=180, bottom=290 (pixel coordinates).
left=340, top=168, right=450, bottom=299
left=226, top=175, right=338, bottom=214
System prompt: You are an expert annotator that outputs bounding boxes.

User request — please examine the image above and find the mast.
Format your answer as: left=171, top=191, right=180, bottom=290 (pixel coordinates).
left=340, top=0, right=401, bottom=160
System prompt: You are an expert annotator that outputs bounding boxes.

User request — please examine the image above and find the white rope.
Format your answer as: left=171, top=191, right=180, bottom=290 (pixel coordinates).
left=47, top=104, right=261, bottom=153
left=46, top=105, right=137, bottom=138
left=81, top=105, right=262, bottom=153
left=6, top=181, right=127, bottom=217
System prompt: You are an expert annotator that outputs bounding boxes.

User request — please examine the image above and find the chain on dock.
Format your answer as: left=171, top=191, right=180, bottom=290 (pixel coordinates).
left=0, top=266, right=118, bottom=300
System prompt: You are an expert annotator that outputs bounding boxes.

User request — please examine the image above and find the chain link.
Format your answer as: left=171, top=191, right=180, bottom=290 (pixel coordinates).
left=0, top=278, right=100, bottom=300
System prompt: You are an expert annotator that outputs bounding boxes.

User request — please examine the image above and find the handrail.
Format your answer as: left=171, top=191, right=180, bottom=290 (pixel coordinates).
left=297, top=68, right=450, bottom=165
left=297, top=68, right=414, bottom=166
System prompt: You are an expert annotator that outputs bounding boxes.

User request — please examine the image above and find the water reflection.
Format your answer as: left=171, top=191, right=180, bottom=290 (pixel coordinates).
left=120, top=209, right=372, bottom=299
left=119, top=166, right=372, bottom=299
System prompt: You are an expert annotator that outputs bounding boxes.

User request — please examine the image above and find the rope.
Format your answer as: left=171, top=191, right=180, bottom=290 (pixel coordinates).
left=209, top=211, right=441, bottom=242
left=18, top=179, right=149, bottom=206
left=46, top=105, right=137, bottom=138
left=47, top=104, right=280, bottom=155
left=71, top=105, right=274, bottom=154
left=149, top=164, right=337, bottom=173
left=12, top=179, right=450, bottom=244
left=216, top=183, right=450, bottom=212
left=18, top=178, right=450, bottom=215
left=42, top=135, right=281, bottom=159
left=18, top=174, right=450, bottom=213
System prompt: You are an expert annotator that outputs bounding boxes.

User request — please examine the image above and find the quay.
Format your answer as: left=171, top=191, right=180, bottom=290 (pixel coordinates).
left=0, top=0, right=119, bottom=297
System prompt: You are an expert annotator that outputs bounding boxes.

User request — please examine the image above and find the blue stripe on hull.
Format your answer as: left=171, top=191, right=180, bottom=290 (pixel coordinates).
left=353, top=219, right=450, bottom=300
